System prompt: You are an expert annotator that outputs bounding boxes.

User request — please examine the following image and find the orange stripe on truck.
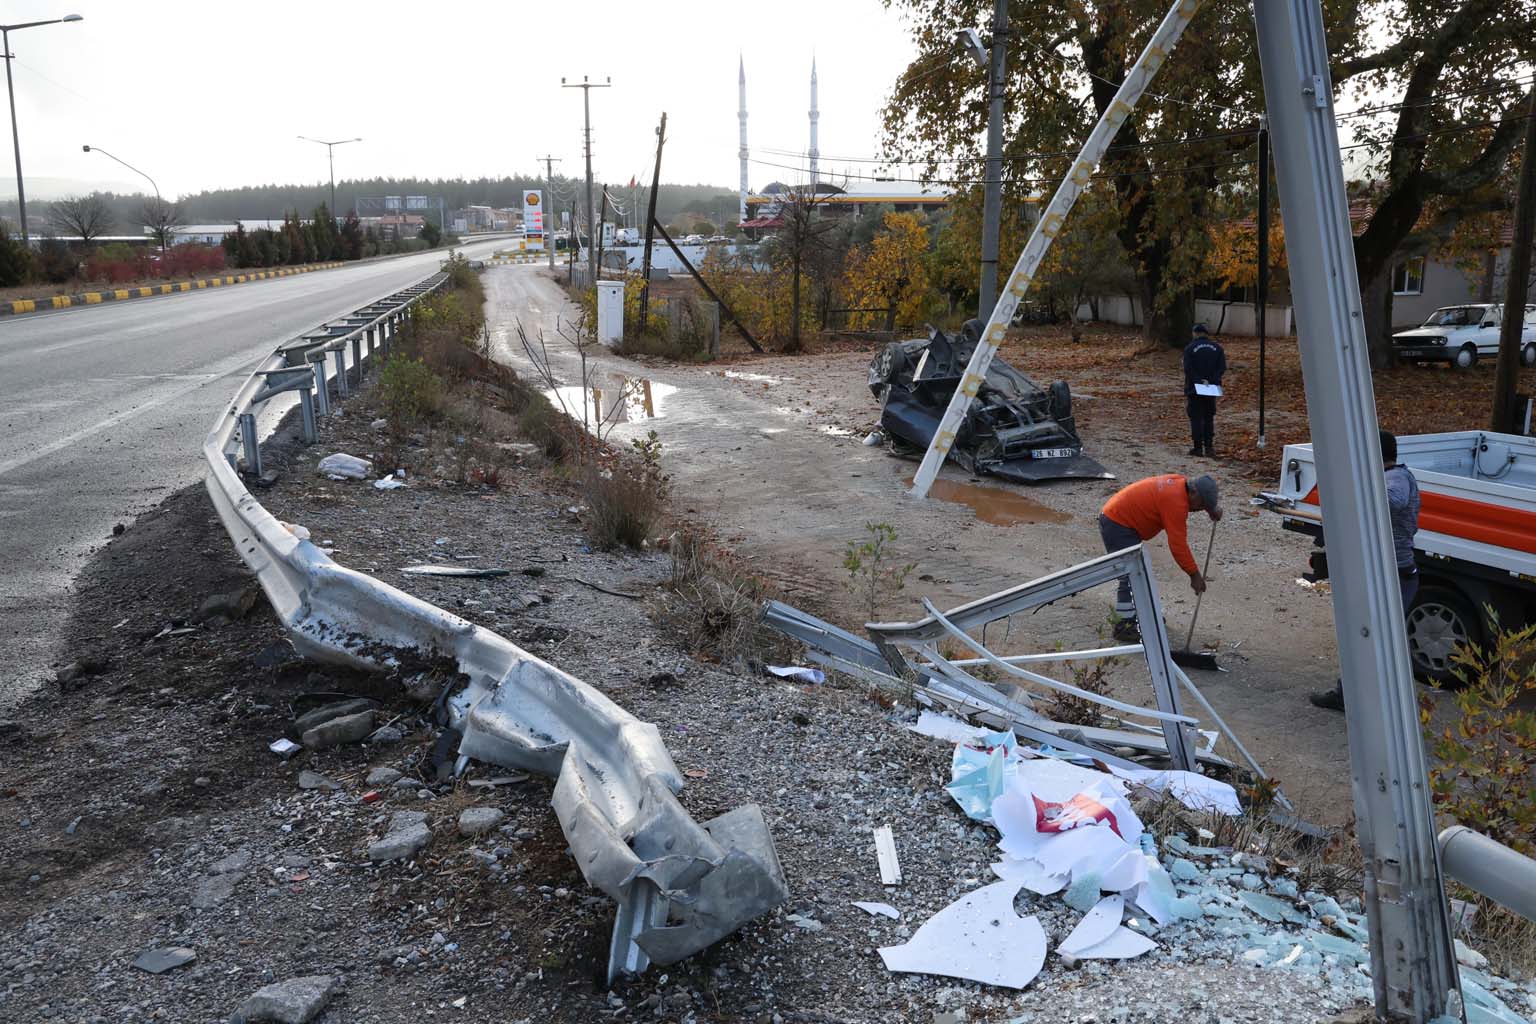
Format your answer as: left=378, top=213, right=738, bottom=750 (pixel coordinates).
left=1301, top=486, right=1536, bottom=554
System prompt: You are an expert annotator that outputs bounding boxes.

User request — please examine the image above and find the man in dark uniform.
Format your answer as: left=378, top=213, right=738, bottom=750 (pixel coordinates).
left=1183, top=323, right=1226, bottom=457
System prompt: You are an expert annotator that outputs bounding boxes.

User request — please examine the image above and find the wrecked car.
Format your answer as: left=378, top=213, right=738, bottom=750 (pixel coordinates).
left=869, top=320, right=1113, bottom=483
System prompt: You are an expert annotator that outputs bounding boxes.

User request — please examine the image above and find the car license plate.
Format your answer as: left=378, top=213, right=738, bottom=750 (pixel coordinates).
left=1031, top=447, right=1079, bottom=460
left=1397, top=348, right=1430, bottom=358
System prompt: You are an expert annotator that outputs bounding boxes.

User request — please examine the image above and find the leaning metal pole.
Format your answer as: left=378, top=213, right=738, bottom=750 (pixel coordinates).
left=911, top=0, right=1204, bottom=497
left=1253, top=2, right=1459, bottom=1019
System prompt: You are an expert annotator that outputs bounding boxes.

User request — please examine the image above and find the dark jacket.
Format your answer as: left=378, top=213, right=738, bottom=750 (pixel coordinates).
left=1183, top=335, right=1227, bottom=395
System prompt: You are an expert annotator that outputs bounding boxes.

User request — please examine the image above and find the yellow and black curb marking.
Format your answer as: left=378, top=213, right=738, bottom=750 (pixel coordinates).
left=3, top=261, right=347, bottom=317
left=485, top=253, right=545, bottom=266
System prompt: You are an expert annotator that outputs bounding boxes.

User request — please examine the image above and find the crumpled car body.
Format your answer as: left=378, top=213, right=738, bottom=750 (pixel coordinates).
left=869, top=322, right=1113, bottom=483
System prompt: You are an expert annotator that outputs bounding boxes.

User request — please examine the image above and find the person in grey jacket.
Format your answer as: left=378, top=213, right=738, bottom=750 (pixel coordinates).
left=1310, top=429, right=1420, bottom=711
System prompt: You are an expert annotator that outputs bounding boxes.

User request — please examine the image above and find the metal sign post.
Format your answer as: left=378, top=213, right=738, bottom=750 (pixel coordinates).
left=910, top=0, right=1204, bottom=498
left=1253, top=2, right=1459, bottom=1019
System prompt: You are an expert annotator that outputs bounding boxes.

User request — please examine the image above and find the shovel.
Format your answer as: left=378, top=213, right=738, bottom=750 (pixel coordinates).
left=1170, top=521, right=1222, bottom=671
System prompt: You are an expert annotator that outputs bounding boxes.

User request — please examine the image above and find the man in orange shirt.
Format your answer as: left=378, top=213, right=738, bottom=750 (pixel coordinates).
left=1099, top=473, right=1222, bottom=641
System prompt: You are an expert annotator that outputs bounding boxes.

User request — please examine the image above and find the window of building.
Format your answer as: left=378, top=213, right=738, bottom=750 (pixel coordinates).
left=1391, top=256, right=1425, bottom=295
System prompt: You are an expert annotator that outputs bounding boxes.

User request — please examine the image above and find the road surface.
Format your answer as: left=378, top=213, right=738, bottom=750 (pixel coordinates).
left=0, top=240, right=508, bottom=704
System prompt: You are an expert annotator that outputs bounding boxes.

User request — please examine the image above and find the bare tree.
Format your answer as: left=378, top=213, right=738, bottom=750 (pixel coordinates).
left=49, top=194, right=115, bottom=244
left=141, top=197, right=184, bottom=250
left=515, top=313, right=639, bottom=465
left=762, top=186, right=839, bottom=351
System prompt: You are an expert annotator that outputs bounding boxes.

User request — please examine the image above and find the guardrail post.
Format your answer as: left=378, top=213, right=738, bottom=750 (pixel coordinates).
left=366, top=326, right=376, bottom=360
left=310, top=356, right=330, bottom=417
left=332, top=348, right=349, bottom=398
left=299, top=385, right=317, bottom=443
left=238, top=412, right=262, bottom=478
left=351, top=335, right=363, bottom=382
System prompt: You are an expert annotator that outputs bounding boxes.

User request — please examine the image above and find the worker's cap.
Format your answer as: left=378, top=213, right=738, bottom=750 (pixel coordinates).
left=1192, top=474, right=1220, bottom=511
left=1192, top=322, right=1210, bottom=334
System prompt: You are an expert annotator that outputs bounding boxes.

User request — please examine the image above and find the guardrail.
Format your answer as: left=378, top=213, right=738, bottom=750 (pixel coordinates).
left=201, top=268, right=787, bottom=982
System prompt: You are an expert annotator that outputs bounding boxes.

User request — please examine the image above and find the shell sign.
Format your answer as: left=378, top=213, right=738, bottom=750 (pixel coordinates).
left=523, top=190, right=544, bottom=234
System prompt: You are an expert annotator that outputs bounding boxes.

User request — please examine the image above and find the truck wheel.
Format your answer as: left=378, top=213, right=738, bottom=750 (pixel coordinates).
left=1406, top=586, right=1480, bottom=683
left=1523, top=343, right=1536, bottom=367
left=1453, top=345, right=1478, bottom=370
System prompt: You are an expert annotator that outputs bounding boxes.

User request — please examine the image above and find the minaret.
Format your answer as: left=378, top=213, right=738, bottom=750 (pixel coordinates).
left=808, top=57, right=820, bottom=187
left=738, top=56, right=749, bottom=224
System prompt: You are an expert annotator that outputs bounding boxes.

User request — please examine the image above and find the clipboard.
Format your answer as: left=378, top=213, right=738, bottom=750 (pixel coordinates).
left=1193, top=383, right=1223, bottom=397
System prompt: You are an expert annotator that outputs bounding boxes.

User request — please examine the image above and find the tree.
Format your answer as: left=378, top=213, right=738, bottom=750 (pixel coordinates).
left=49, top=194, right=115, bottom=244
left=141, top=197, right=183, bottom=250
left=1037, top=186, right=1137, bottom=341
left=282, top=210, right=309, bottom=265
left=692, top=220, right=716, bottom=236
left=761, top=187, right=840, bottom=350
left=420, top=220, right=442, bottom=247
left=310, top=204, right=339, bottom=259
left=0, top=224, right=32, bottom=286
left=340, top=210, right=365, bottom=260
left=1332, top=0, right=1533, bottom=363
left=841, top=211, right=933, bottom=332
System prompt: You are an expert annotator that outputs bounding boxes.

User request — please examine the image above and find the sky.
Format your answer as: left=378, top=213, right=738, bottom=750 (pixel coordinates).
left=0, top=0, right=923, bottom=202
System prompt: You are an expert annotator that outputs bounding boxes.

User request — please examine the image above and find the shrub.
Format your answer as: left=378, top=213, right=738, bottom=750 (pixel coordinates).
left=1421, top=619, right=1536, bottom=856
left=0, top=226, right=31, bottom=286
left=516, top=399, right=571, bottom=460
left=657, top=528, right=784, bottom=664
left=378, top=354, right=442, bottom=436
left=35, top=239, right=78, bottom=284
left=583, top=431, right=669, bottom=551
left=843, top=522, right=915, bottom=622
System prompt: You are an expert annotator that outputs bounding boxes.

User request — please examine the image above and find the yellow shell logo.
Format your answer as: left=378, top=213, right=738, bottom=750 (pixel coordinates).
left=525, top=193, right=540, bottom=206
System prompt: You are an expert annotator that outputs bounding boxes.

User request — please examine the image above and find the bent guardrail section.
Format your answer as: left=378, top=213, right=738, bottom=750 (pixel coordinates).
left=201, top=269, right=786, bottom=982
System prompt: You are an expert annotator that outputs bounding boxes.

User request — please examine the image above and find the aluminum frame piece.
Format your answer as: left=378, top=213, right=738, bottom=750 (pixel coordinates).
left=910, top=0, right=1204, bottom=497
left=202, top=270, right=786, bottom=985
left=1253, top=2, right=1459, bottom=1017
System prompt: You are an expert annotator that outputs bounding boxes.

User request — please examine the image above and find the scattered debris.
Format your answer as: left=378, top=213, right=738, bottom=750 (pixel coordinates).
left=131, top=946, right=196, bottom=974
left=874, top=825, right=902, bottom=885
left=369, top=811, right=432, bottom=862
left=400, top=564, right=510, bottom=578
left=878, top=880, right=1046, bottom=989
left=268, top=738, right=300, bottom=758
left=373, top=476, right=406, bottom=490
left=851, top=901, right=901, bottom=920
left=765, top=665, right=825, bottom=684
left=297, top=770, right=339, bottom=792
left=315, top=453, right=372, bottom=480
left=457, top=807, right=505, bottom=837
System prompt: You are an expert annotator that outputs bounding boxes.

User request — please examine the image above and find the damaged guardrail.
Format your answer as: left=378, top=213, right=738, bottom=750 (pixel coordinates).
left=201, top=269, right=787, bottom=982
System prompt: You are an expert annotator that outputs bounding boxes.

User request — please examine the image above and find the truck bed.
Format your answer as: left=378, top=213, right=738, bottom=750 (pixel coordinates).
left=1265, top=430, right=1536, bottom=579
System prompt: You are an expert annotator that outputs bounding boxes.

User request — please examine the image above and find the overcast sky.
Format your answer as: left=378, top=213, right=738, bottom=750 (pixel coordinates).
left=0, top=0, right=922, bottom=202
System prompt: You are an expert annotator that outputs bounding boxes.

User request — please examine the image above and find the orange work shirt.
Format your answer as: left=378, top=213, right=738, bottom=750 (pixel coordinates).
left=1101, top=474, right=1197, bottom=574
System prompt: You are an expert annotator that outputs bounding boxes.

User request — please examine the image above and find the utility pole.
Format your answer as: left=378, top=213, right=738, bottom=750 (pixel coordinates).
left=640, top=112, right=667, bottom=334
left=562, top=75, right=610, bottom=284
left=1256, top=117, right=1270, bottom=448
left=1492, top=87, right=1536, bottom=435
left=2, top=14, right=85, bottom=243
left=298, top=136, right=362, bottom=215
left=978, top=0, right=1009, bottom=321
left=539, top=154, right=561, bottom=270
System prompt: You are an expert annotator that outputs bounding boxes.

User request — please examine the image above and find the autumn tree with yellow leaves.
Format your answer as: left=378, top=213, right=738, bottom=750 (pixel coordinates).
left=842, top=212, right=933, bottom=332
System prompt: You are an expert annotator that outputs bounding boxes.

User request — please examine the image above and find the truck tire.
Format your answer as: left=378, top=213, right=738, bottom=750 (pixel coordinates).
left=1523, top=343, right=1536, bottom=367
left=1453, top=345, right=1478, bottom=370
left=1406, top=585, right=1480, bottom=683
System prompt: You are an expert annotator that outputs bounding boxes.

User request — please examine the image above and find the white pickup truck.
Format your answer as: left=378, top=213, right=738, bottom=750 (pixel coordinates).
left=1260, top=430, right=1536, bottom=681
left=1392, top=302, right=1536, bottom=369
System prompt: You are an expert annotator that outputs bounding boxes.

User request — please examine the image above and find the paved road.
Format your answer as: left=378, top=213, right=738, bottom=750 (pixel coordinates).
left=0, top=240, right=509, bottom=704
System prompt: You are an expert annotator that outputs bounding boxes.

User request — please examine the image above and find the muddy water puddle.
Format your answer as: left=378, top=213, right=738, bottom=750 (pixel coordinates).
left=545, top=376, right=677, bottom=432
left=911, top=477, right=1072, bottom=526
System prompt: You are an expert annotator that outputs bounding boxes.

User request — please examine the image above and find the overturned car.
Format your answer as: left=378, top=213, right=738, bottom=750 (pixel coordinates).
left=869, top=321, right=1113, bottom=483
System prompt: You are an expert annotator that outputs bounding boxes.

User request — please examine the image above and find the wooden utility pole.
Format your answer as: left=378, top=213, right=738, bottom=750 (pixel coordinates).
left=1492, top=88, right=1536, bottom=434
left=653, top=220, right=761, bottom=352
left=639, top=112, right=667, bottom=334
left=538, top=154, right=561, bottom=271
left=561, top=75, right=610, bottom=284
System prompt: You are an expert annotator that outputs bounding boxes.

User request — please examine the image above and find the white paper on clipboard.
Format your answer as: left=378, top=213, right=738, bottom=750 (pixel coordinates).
left=1193, top=383, right=1223, bottom=397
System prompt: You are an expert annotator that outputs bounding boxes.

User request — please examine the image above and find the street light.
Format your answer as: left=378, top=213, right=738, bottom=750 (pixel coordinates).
left=2, top=14, right=84, bottom=243
left=297, top=135, right=362, bottom=215
left=82, top=144, right=164, bottom=250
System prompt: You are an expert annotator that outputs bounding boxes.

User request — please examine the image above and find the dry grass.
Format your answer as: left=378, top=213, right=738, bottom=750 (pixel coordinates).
left=655, top=529, right=787, bottom=665
left=582, top=464, right=666, bottom=551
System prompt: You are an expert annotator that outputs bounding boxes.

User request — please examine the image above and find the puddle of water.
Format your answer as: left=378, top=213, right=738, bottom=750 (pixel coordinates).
left=545, top=375, right=677, bottom=432
left=911, top=477, right=1072, bottom=526
left=723, top=370, right=784, bottom=385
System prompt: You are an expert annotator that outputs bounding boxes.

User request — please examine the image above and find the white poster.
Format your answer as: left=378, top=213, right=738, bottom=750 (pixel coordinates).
left=523, top=190, right=544, bottom=234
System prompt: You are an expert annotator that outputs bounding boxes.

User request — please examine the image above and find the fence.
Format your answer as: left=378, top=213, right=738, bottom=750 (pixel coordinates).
left=201, top=266, right=786, bottom=982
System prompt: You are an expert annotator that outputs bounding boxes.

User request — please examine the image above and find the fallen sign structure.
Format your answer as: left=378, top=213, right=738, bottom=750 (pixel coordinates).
left=202, top=270, right=787, bottom=983
left=869, top=321, right=1113, bottom=484
left=763, top=543, right=1287, bottom=809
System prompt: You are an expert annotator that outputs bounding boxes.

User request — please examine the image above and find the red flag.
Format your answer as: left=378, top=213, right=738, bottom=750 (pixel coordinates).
left=627, top=176, right=637, bottom=188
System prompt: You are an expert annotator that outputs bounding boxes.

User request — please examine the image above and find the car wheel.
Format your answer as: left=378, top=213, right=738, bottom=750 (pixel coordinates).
left=1406, top=585, right=1480, bottom=684
left=1523, top=343, right=1536, bottom=367
left=1453, top=345, right=1477, bottom=370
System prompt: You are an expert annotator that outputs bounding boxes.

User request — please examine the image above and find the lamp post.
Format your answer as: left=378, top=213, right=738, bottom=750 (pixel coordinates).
left=2, top=14, right=84, bottom=243
left=82, top=144, right=163, bottom=249
left=297, top=135, right=361, bottom=215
